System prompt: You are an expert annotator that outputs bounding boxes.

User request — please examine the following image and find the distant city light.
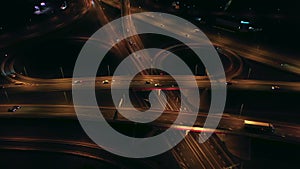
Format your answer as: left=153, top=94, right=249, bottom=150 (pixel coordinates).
left=241, top=21, right=250, bottom=24
left=195, top=17, right=202, bottom=21
left=60, top=1, right=68, bottom=10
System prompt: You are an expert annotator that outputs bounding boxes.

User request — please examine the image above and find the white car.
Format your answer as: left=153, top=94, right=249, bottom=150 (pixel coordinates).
left=102, top=80, right=109, bottom=84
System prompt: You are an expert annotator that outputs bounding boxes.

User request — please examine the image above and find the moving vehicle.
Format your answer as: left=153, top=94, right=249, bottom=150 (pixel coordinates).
left=9, top=74, right=16, bottom=78
left=14, top=82, right=24, bottom=85
left=244, top=120, right=275, bottom=134
left=72, top=80, right=83, bottom=85
left=8, top=105, right=21, bottom=112
left=102, top=80, right=109, bottom=84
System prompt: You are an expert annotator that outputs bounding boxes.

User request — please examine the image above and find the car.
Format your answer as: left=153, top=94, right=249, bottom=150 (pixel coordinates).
left=145, top=80, right=153, bottom=85
left=72, top=80, right=83, bottom=85
left=193, top=28, right=200, bottom=32
left=128, top=40, right=136, bottom=46
left=33, top=2, right=53, bottom=15
left=271, top=85, right=280, bottom=90
left=13, top=105, right=21, bottom=109
left=9, top=74, right=16, bottom=78
left=8, top=107, right=17, bottom=112
left=60, top=1, right=67, bottom=10
left=226, top=81, right=232, bottom=85
left=244, top=120, right=275, bottom=134
left=14, top=82, right=24, bottom=85
left=280, top=63, right=289, bottom=68
left=143, top=99, right=151, bottom=107
left=154, top=83, right=161, bottom=87
left=8, top=105, right=21, bottom=112
left=102, top=80, right=109, bottom=84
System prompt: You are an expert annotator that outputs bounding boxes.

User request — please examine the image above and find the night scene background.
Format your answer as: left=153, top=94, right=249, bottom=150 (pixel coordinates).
left=0, top=0, right=299, bottom=169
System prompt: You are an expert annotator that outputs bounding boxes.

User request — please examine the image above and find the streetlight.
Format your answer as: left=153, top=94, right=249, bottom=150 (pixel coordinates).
left=4, top=90, right=9, bottom=102
left=23, top=66, right=28, bottom=76
left=247, top=68, right=252, bottom=78
left=107, top=65, right=110, bottom=76
left=239, top=104, right=244, bottom=116
left=59, top=67, right=65, bottom=78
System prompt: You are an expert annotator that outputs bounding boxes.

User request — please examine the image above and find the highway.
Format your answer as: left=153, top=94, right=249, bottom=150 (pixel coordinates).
left=0, top=0, right=299, bottom=168
left=0, top=103, right=299, bottom=142
left=1, top=103, right=298, bottom=167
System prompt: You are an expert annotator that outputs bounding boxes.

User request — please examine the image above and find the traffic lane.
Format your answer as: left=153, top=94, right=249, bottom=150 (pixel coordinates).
left=225, top=87, right=300, bottom=123
left=0, top=104, right=237, bottom=132
left=3, top=74, right=300, bottom=92
left=0, top=90, right=71, bottom=105
left=274, top=124, right=300, bottom=139
left=1, top=81, right=300, bottom=124
left=1, top=80, right=300, bottom=122
left=0, top=79, right=293, bottom=92
left=242, top=58, right=300, bottom=81
left=0, top=104, right=299, bottom=142
left=0, top=104, right=76, bottom=118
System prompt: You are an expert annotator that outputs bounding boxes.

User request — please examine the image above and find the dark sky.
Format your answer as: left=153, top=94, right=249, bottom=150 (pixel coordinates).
left=227, top=0, right=298, bottom=15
